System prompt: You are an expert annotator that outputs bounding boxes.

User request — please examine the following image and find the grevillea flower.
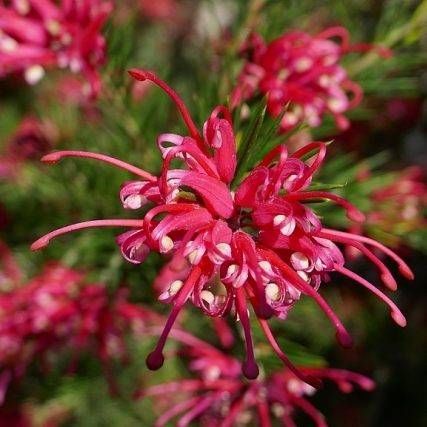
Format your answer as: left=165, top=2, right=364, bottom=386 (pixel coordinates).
left=341, top=165, right=427, bottom=262
left=137, top=330, right=375, bottom=427
left=0, top=243, right=162, bottom=401
left=0, top=114, right=52, bottom=180
left=31, top=69, right=413, bottom=383
left=0, top=0, right=113, bottom=98
left=231, top=27, right=392, bottom=131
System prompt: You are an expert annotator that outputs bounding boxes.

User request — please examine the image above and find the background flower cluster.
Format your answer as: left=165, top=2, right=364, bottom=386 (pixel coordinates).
left=1, top=0, right=427, bottom=426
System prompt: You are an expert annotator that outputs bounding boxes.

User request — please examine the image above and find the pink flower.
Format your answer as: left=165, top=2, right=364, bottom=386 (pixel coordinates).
left=231, top=27, right=392, bottom=131
left=346, top=165, right=427, bottom=259
left=31, top=69, right=413, bottom=381
left=0, top=114, right=53, bottom=181
left=0, top=244, right=161, bottom=400
left=138, top=333, right=375, bottom=427
left=0, top=0, right=113, bottom=98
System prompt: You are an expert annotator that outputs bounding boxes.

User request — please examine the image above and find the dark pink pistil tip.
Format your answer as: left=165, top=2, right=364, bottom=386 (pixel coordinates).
left=242, top=361, right=259, bottom=380
left=391, top=311, right=407, bottom=328
left=146, top=351, right=165, bottom=370
left=30, top=238, right=49, bottom=251
left=255, top=302, right=273, bottom=320
left=399, top=266, right=414, bottom=281
left=348, top=209, right=365, bottom=223
left=41, top=153, right=61, bottom=163
left=128, top=69, right=148, bottom=82
left=336, top=330, right=354, bottom=349
left=381, top=273, right=397, bottom=291
left=307, top=375, right=323, bottom=390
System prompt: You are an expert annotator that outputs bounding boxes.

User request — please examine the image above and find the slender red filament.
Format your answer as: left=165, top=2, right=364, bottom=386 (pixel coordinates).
left=41, top=151, right=157, bottom=182
left=30, top=219, right=144, bottom=251
left=127, top=69, right=204, bottom=149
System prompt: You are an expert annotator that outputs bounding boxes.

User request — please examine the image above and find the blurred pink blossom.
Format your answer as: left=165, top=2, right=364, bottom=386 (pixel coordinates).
left=231, top=27, right=392, bottom=131
left=0, top=0, right=113, bottom=98
left=138, top=332, right=375, bottom=427
left=0, top=242, right=162, bottom=401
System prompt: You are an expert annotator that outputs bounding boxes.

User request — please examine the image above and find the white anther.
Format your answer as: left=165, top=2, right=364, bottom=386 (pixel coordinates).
left=46, top=19, right=61, bottom=36
left=314, top=258, right=325, bottom=271
left=187, top=249, right=199, bottom=264
left=259, top=260, right=274, bottom=276
left=265, top=282, right=281, bottom=302
left=160, top=235, right=174, bottom=254
left=0, top=36, right=18, bottom=52
left=226, top=264, right=239, bottom=277
left=297, top=270, right=310, bottom=282
left=200, top=290, right=215, bottom=306
left=273, top=215, right=296, bottom=236
left=158, top=280, right=184, bottom=301
left=169, top=280, right=184, bottom=296
left=69, top=57, right=82, bottom=73
left=318, top=74, right=330, bottom=87
left=205, top=365, right=221, bottom=381
left=24, top=65, right=45, bottom=85
left=327, top=97, right=346, bottom=113
left=124, top=194, right=146, bottom=209
left=211, top=243, right=231, bottom=263
left=290, top=252, right=310, bottom=269
left=273, top=214, right=286, bottom=227
left=295, top=57, right=312, bottom=73
left=280, top=221, right=295, bottom=236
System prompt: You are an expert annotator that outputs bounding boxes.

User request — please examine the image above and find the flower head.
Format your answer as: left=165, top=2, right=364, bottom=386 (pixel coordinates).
left=138, top=333, right=375, bottom=427
left=0, top=0, right=113, bottom=97
left=31, top=69, right=413, bottom=382
left=352, top=166, right=427, bottom=250
left=231, top=27, right=392, bottom=131
left=0, top=243, right=161, bottom=400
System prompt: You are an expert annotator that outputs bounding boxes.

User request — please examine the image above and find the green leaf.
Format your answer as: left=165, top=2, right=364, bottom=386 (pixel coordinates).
left=233, top=95, right=268, bottom=185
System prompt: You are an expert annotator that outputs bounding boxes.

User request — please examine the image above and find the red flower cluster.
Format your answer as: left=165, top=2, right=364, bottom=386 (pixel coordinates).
left=344, top=165, right=427, bottom=259
left=0, top=241, right=160, bottom=401
left=231, top=27, right=392, bottom=131
left=31, top=70, right=413, bottom=381
left=0, top=0, right=113, bottom=97
left=138, top=330, right=375, bottom=427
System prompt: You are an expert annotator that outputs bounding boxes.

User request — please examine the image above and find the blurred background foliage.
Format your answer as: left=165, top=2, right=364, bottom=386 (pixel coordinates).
left=1, top=0, right=427, bottom=426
